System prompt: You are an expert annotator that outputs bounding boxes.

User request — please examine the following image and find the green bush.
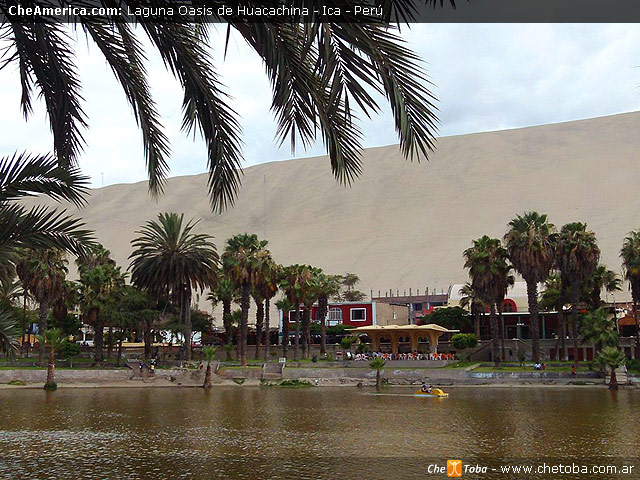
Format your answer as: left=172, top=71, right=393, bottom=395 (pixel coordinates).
left=627, top=358, right=640, bottom=372
left=451, top=333, right=478, bottom=350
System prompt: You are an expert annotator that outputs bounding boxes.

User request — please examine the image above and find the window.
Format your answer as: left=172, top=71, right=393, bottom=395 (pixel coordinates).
left=412, top=303, right=423, bottom=311
left=350, top=308, right=366, bottom=322
left=328, top=308, right=343, bottom=326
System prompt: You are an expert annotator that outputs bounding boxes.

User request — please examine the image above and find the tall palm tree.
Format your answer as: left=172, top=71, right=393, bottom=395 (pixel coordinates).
left=37, top=328, right=67, bottom=391
left=313, top=272, right=341, bottom=355
left=130, top=213, right=218, bottom=362
left=583, top=264, right=621, bottom=311
left=556, top=222, right=600, bottom=368
left=621, top=230, right=640, bottom=352
left=0, top=5, right=449, bottom=211
left=222, top=234, right=273, bottom=367
left=16, top=248, right=68, bottom=364
left=0, top=153, right=93, bottom=260
left=208, top=277, right=239, bottom=349
left=77, top=245, right=126, bottom=363
left=463, top=236, right=513, bottom=367
left=504, top=212, right=556, bottom=363
left=458, top=282, right=485, bottom=339
left=280, top=265, right=313, bottom=361
left=275, top=298, right=293, bottom=358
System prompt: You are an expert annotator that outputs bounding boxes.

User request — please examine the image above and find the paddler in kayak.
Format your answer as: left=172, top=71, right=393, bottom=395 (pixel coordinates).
left=420, top=382, right=433, bottom=394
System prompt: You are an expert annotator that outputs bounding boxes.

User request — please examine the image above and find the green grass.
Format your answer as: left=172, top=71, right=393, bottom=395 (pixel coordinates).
left=261, top=379, right=312, bottom=388
left=443, top=361, right=477, bottom=369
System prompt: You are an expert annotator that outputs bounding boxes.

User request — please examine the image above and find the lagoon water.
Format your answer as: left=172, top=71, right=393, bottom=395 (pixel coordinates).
left=0, top=386, right=638, bottom=479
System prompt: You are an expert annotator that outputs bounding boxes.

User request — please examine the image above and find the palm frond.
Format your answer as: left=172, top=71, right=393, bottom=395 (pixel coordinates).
left=0, top=152, right=89, bottom=206
left=139, top=21, right=243, bottom=212
left=0, top=308, right=19, bottom=356
left=9, top=20, right=87, bottom=166
left=79, top=20, right=171, bottom=197
left=0, top=203, right=94, bottom=257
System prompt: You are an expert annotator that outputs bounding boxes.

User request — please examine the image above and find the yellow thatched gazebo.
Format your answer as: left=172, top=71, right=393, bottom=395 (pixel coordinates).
left=351, top=324, right=459, bottom=355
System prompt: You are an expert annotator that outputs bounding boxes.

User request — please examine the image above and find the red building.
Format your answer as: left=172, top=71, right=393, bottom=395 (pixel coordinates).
left=280, top=301, right=375, bottom=330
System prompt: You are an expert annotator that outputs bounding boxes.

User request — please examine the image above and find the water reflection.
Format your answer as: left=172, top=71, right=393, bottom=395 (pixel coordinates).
left=0, top=387, right=637, bottom=479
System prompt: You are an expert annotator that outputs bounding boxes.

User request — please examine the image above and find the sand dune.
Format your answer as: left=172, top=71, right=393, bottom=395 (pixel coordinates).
left=30, top=111, right=640, bottom=310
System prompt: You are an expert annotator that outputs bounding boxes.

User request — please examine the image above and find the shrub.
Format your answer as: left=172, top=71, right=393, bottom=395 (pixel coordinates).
left=451, top=333, right=478, bottom=350
left=627, top=358, right=640, bottom=372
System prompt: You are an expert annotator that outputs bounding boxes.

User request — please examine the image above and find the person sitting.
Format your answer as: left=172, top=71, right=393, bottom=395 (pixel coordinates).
left=421, top=382, right=428, bottom=392
left=427, top=385, right=433, bottom=394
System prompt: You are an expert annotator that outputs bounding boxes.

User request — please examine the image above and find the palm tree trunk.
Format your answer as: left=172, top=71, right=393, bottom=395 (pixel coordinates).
left=254, top=298, right=264, bottom=360
left=21, top=295, right=27, bottom=357
left=293, top=309, right=300, bottom=361
left=240, top=283, right=250, bottom=367
left=38, top=300, right=49, bottom=366
left=473, top=306, right=481, bottom=339
left=144, top=322, right=152, bottom=360
left=117, top=335, right=123, bottom=367
left=499, top=306, right=505, bottom=362
left=91, top=308, right=104, bottom=364
left=319, top=296, right=328, bottom=355
left=282, top=309, right=290, bottom=358
left=376, top=368, right=381, bottom=390
left=527, top=279, right=541, bottom=363
left=609, top=368, right=618, bottom=390
left=571, top=281, right=580, bottom=369
left=634, top=299, right=639, bottom=358
left=45, top=347, right=55, bottom=388
left=203, top=361, right=212, bottom=388
left=302, top=307, right=311, bottom=358
left=183, top=287, right=193, bottom=363
left=107, top=326, right=113, bottom=359
left=490, top=303, right=500, bottom=367
left=223, top=300, right=232, bottom=346
left=263, top=298, right=271, bottom=361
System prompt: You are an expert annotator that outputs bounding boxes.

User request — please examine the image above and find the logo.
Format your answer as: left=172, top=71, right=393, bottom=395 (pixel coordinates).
left=447, top=460, right=463, bottom=477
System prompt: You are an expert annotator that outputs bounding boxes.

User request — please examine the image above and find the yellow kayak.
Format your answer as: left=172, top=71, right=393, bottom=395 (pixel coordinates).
left=413, top=388, right=449, bottom=398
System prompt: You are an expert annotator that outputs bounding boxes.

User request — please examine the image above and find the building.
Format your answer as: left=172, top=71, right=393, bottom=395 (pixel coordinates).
left=372, top=291, right=448, bottom=324
left=278, top=301, right=409, bottom=331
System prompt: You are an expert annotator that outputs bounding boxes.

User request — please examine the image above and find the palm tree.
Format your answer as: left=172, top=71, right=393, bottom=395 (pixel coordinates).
left=597, top=346, right=626, bottom=390
left=458, top=282, right=485, bottom=339
left=16, top=248, right=68, bottom=364
left=370, top=357, right=386, bottom=390
left=222, top=234, right=273, bottom=367
left=580, top=308, right=618, bottom=354
left=504, top=212, right=556, bottom=363
left=621, top=230, right=640, bottom=352
left=77, top=246, right=126, bottom=363
left=313, top=273, right=341, bottom=356
left=130, top=213, right=218, bottom=362
left=556, top=223, right=600, bottom=368
left=208, top=277, right=239, bottom=349
left=280, top=265, right=313, bottom=361
left=1, top=8, right=448, bottom=211
left=583, top=264, right=621, bottom=311
left=202, top=346, right=217, bottom=389
left=275, top=298, right=293, bottom=358
left=0, top=153, right=93, bottom=261
left=463, top=236, right=513, bottom=367
left=37, top=328, right=67, bottom=391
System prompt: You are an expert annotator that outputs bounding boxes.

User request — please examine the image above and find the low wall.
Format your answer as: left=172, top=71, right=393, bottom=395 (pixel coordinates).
left=0, top=368, right=203, bottom=385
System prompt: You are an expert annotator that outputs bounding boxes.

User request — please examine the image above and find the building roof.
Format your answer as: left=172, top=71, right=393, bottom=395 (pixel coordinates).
left=351, top=324, right=459, bottom=334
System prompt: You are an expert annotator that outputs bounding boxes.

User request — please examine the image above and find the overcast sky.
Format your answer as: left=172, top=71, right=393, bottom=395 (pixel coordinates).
left=1, top=23, right=639, bottom=187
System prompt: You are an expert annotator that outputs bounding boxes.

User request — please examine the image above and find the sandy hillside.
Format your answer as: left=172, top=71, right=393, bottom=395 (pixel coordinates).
left=27, top=111, right=640, bottom=316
